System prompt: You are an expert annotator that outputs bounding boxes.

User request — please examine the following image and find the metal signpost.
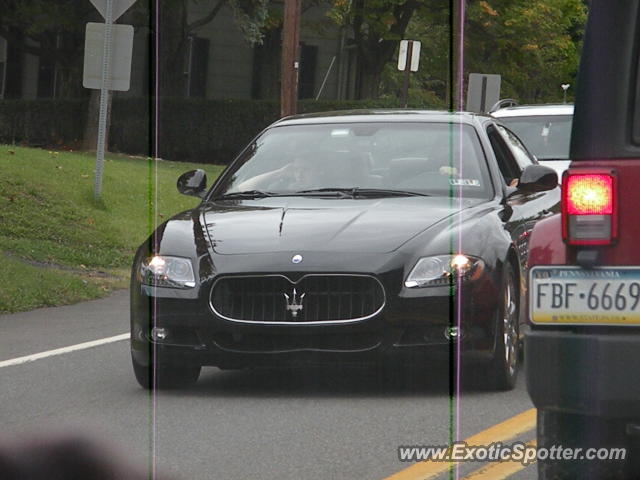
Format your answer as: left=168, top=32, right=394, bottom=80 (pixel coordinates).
left=397, top=40, right=421, bottom=108
left=561, top=83, right=570, bottom=103
left=84, top=0, right=136, bottom=199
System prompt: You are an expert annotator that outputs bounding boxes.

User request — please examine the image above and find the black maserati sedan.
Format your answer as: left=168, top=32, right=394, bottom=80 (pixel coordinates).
left=130, top=110, right=559, bottom=391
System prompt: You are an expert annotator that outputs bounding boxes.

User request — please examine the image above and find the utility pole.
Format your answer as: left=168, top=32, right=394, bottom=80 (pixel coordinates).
left=280, top=0, right=301, bottom=117
left=449, top=0, right=465, bottom=111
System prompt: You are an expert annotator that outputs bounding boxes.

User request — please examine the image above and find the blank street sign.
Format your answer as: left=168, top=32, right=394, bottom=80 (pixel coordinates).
left=89, top=0, right=137, bottom=21
left=467, top=73, right=501, bottom=113
left=397, top=40, right=421, bottom=72
left=83, top=22, right=134, bottom=91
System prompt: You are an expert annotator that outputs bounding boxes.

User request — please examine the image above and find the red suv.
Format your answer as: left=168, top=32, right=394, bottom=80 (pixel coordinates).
left=526, top=1, right=640, bottom=477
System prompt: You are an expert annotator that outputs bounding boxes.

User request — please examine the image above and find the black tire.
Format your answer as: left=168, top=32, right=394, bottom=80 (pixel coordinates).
left=537, top=409, right=629, bottom=479
left=486, top=262, right=519, bottom=391
left=132, top=355, right=201, bottom=390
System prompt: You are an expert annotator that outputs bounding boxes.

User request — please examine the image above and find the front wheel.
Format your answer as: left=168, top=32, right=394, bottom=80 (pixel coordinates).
left=132, top=355, right=201, bottom=390
left=486, top=263, right=519, bottom=391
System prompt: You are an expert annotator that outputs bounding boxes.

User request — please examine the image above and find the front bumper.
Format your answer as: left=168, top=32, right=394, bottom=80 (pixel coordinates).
left=131, top=281, right=499, bottom=368
left=526, top=328, right=640, bottom=419
left=130, top=246, right=505, bottom=368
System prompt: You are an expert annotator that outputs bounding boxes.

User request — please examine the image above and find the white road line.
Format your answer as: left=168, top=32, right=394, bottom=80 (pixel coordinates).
left=0, top=333, right=130, bottom=368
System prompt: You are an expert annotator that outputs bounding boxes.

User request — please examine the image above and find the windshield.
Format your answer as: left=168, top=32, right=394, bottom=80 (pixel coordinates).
left=499, top=114, right=572, bottom=160
left=216, top=122, right=493, bottom=199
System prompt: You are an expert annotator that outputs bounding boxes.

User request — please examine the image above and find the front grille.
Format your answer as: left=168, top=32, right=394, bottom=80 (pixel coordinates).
left=210, top=274, right=385, bottom=323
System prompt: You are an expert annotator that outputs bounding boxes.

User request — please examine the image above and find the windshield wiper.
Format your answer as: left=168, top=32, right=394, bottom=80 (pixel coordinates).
left=294, top=188, right=356, bottom=197
left=212, top=190, right=277, bottom=200
left=349, top=188, right=430, bottom=197
left=214, top=187, right=430, bottom=201
left=296, top=187, right=429, bottom=198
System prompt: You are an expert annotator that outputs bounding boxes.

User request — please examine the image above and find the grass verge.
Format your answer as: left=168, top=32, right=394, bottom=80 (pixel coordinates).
left=0, top=145, right=224, bottom=314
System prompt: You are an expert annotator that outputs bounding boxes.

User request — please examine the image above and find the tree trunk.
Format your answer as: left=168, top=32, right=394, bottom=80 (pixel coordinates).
left=355, top=44, right=390, bottom=100
left=357, top=68, right=381, bottom=99
left=158, top=1, right=189, bottom=97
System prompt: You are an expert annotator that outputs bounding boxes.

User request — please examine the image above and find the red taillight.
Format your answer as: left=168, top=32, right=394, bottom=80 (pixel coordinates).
left=565, top=174, right=614, bottom=215
left=562, top=170, right=617, bottom=245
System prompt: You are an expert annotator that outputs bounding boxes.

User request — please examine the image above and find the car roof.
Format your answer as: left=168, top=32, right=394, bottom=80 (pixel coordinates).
left=492, top=104, right=574, bottom=117
left=273, top=109, right=489, bottom=127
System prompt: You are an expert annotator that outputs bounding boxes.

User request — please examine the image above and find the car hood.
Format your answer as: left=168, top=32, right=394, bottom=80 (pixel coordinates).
left=203, top=196, right=484, bottom=255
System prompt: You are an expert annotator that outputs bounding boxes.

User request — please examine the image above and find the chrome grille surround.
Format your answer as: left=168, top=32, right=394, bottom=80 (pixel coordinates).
left=209, top=274, right=386, bottom=325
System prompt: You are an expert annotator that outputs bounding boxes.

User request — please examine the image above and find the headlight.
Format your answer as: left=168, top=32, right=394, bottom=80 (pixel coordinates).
left=140, top=255, right=196, bottom=288
left=405, top=254, right=484, bottom=288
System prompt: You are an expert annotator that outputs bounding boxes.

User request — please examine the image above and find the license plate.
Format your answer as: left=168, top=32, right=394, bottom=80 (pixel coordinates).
left=529, top=266, right=640, bottom=325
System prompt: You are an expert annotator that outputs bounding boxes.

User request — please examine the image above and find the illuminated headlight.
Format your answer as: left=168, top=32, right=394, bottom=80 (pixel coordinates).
left=405, top=254, right=484, bottom=288
left=140, top=255, right=196, bottom=288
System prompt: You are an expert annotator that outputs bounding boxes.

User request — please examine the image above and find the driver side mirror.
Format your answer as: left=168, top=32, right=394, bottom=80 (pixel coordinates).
left=517, top=164, right=558, bottom=193
left=177, top=169, right=207, bottom=198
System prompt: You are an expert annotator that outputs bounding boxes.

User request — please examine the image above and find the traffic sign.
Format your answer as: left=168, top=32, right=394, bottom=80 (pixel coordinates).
left=89, top=0, right=136, bottom=21
left=397, top=40, right=421, bottom=72
left=467, top=73, right=501, bottom=113
left=86, top=0, right=137, bottom=200
left=83, top=23, right=134, bottom=91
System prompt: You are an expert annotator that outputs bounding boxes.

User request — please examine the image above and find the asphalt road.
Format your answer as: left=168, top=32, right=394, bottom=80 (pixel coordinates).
left=0, top=291, right=538, bottom=480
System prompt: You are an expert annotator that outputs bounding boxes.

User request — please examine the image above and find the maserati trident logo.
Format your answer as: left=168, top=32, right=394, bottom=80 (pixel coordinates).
left=284, top=288, right=305, bottom=318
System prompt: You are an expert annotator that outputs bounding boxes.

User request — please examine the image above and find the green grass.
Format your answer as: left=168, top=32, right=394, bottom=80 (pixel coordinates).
left=0, top=145, right=224, bottom=313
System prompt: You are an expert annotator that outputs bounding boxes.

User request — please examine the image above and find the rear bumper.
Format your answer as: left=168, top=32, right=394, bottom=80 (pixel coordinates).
left=525, top=328, right=640, bottom=419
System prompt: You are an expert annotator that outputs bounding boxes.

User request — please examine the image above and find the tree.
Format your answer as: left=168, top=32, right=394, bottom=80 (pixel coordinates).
left=0, top=0, right=271, bottom=97
left=375, top=0, right=587, bottom=106
left=462, top=0, right=587, bottom=103
left=0, top=0, right=99, bottom=98
left=327, top=0, right=448, bottom=99
left=376, top=6, right=450, bottom=106
left=1, top=0, right=272, bottom=150
left=157, top=0, right=269, bottom=95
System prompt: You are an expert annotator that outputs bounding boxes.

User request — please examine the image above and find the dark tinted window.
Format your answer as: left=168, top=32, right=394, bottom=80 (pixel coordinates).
left=217, top=122, right=494, bottom=199
left=497, top=125, right=536, bottom=169
left=487, top=124, right=520, bottom=186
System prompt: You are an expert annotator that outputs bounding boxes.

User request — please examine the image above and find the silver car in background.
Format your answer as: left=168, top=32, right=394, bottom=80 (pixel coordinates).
left=492, top=104, right=573, bottom=181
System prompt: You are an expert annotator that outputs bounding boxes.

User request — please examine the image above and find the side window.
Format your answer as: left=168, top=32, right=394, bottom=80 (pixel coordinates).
left=497, top=125, right=536, bottom=169
left=487, top=124, right=521, bottom=186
